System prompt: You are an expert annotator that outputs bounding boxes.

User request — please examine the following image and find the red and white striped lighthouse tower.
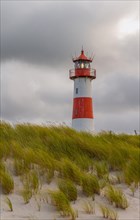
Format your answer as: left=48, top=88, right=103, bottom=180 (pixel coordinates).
left=69, top=49, right=96, bottom=132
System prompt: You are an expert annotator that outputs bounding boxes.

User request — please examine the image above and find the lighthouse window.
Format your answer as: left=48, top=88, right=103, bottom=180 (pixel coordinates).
left=77, top=63, right=80, bottom=68
left=81, top=63, right=84, bottom=68
left=75, top=62, right=80, bottom=69
left=76, top=88, right=78, bottom=94
left=85, top=63, right=90, bottom=68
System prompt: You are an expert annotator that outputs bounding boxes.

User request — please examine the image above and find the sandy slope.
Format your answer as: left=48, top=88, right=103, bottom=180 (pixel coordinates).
left=0, top=173, right=139, bottom=220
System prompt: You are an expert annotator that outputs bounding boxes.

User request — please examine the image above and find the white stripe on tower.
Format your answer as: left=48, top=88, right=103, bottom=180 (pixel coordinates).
left=73, top=78, right=92, bottom=98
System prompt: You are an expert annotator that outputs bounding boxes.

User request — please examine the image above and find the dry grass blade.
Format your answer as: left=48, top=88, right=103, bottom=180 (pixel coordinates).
left=99, top=204, right=109, bottom=218
left=105, top=185, right=128, bottom=209
left=5, top=197, right=13, bottom=211
left=82, top=200, right=95, bottom=214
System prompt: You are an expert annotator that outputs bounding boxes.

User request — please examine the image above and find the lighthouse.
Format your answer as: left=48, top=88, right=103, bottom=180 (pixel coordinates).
left=69, top=49, right=96, bottom=132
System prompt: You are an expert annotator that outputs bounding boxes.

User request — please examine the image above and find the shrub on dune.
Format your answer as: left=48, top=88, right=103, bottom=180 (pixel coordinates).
left=124, top=159, right=140, bottom=186
left=108, top=149, right=126, bottom=171
left=0, top=142, right=11, bottom=160
left=94, top=161, right=109, bottom=179
left=0, top=122, right=15, bottom=143
left=74, top=154, right=93, bottom=171
left=21, top=170, right=40, bottom=195
left=82, top=200, right=95, bottom=214
left=0, top=170, right=14, bottom=194
left=105, top=185, right=128, bottom=209
left=20, top=183, right=32, bottom=204
left=48, top=190, right=75, bottom=218
left=14, top=159, right=28, bottom=176
left=60, top=158, right=82, bottom=185
left=99, top=204, right=118, bottom=220
left=58, top=179, right=77, bottom=202
left=82, top=173, right=100, bottom=196
left=0, top=160, right=6, bottom=172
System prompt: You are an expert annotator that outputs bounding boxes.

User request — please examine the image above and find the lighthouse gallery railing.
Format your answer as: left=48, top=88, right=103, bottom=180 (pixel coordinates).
left=69, top=68, right=96, bottom=79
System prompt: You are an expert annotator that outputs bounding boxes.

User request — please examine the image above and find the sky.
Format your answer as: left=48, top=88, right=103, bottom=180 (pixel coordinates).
left=1, top=0, right=139, bottom=133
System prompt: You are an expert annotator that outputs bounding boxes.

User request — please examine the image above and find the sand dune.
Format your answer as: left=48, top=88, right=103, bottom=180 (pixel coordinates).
left=1, top=174, right=139, bottom=220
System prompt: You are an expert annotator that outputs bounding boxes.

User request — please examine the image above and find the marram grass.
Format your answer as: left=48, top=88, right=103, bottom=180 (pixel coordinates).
left=48, top=189, right=76, bottom=218
left=58, top=178, right=77, bottom=201
left=5, top=197, right=13, bottom=211
left=99, top=204, right=118, bottom=220
left=0, top=170, right=14, bottom=194
left=105, top=185, right=128, bottom=209
left=0, top=122, right=139, bottom=197
left=20, top=183, right=32, bottom=204
left=82, top=173, right=100, bottom=196
left=82, top=200, right=95, bottom=214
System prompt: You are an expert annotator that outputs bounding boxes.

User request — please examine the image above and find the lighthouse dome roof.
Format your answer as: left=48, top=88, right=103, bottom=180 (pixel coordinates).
left=73, top=50, right=92, bottom=62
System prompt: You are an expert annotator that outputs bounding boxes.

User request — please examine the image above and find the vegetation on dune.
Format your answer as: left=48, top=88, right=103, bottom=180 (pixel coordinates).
left=99, top=204, right=118, bottom=220
left=0, top=122, right=140, bottom=184
left=58, top=178, right=77, bottom=201
left=0, top=169, right=14, bottom=194
left=82, top=173, right=100, bottom=196
left=105, top=185, right=128, bottom=209
left=48, top=190, right=77, bottom=219
left=82, top=200, right=95, bottom=214
left=0, top=122, right=139, bottom=204
left=60, top=158, right=82, bottom=185
left=5, top=197, right=13, bottom=211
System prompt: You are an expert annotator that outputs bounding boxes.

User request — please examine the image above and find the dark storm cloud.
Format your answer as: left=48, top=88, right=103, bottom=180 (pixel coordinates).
left=1, top=62, right=72, bottom=122
left=94, top=72, right=139, bottom=112
left=1, top=1, right=139, bottom=133
left=1, top=1, right=138, bottom=69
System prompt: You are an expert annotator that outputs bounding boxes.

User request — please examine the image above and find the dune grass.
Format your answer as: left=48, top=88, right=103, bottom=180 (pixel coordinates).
left=82, top=200, right=95, bottom=214
left=82, top=173, right=100, bottom=196
left=48, top=189, right=76, bottom=218
left=0, top=122, right=139, bottom=182
left=99, top=204, right=110, bottom=218
left=20, top=183, right=32, bottom=204
left=60, top=158, right=82, bottom=185
left=58, top=178, right=77, bottom=201
left=0, top=122, right=139, bottom=217
left=5, top=197, right=13, bottom=211
left=0, top=123, right=139, bottom=175
left=99, top=204, right=118, bottom=220
left=94, top=161, right=109, bottom=179
left=105, top=185, right=128, bottom=209
left=0, top=170, right=14, bottom=194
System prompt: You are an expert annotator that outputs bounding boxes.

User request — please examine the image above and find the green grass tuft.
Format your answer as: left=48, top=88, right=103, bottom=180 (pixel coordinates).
left=0, top=170, right=14, bottom=194
left=105, top=185, right=128, bottom=209
left=82, top=173, right=100, bottom=196
left=58, top=178, right=77, bottom=201
left=48, top=189, right=75, bottom=218
left=5, top=197, right=13, bottom=211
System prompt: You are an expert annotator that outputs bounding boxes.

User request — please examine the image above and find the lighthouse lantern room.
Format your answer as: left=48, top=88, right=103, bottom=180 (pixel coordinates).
left=69, top=49, right=96, bottom=132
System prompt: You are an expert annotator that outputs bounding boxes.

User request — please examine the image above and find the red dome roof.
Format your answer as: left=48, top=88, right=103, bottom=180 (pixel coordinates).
left=73, top=50, right=92, bottom=62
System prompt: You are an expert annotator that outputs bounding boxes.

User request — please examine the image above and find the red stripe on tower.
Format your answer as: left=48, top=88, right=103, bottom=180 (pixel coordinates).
left=72, top=97, right=94, bottom=119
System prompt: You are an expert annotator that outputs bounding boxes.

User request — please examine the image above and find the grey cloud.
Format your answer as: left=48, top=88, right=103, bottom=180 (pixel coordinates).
left=1, top=61, right=72, bottom=122
left=1, top=1, right=139, bottom=69
left=94, top=72, right=139, bottom=113
left=1, top=1, right=139, bottom=133
left=95, top=110, right=139, bottom=133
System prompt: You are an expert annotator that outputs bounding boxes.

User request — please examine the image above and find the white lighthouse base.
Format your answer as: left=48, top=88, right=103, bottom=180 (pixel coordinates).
left=72, top=118, right=94, bottom=133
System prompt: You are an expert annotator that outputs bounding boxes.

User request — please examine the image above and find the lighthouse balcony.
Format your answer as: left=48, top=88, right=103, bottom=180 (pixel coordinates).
left=69, top=68, right=96, bottom=80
